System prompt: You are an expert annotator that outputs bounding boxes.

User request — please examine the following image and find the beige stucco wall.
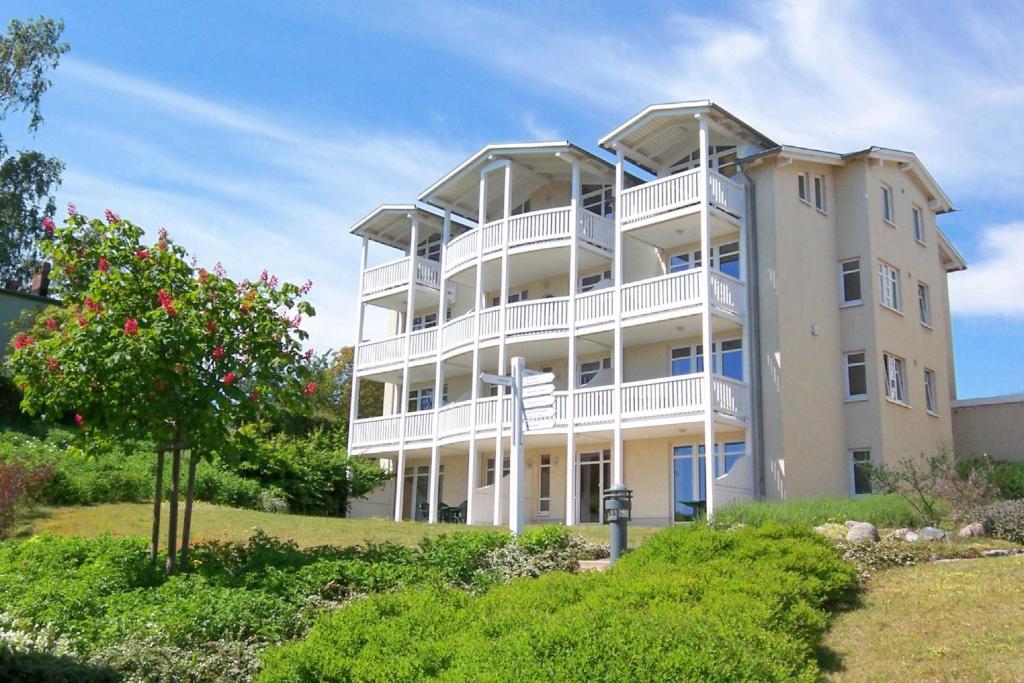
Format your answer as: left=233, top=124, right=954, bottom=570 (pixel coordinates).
left=952, top=399, right=1024, bottom=462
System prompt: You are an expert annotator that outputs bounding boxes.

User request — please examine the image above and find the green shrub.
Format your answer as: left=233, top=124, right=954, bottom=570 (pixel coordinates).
left=710, top=494, right=924, bottom=529
left=258, top=524, right=859, bottom=683
left=959, top=458, right=1024, bottom=500
left=966, top=499, right=1024, bottom=543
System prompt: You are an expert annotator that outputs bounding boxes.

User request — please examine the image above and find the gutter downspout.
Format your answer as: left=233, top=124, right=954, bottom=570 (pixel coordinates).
left=738, top=161, right=766, bottom=499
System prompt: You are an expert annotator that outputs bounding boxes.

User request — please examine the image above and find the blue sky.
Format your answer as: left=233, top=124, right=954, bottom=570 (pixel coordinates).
left=4, top=0, right=1024, bottom=398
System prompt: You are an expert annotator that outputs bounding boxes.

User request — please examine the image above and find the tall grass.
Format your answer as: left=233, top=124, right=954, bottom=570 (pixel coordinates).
left=710, top=494, right=925, bottom=529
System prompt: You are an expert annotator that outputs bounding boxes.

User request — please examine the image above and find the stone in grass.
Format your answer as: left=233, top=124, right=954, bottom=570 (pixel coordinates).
left=919, top=526, right=948, bottom=542
left=904, top=530, right=921, bottom=543
left=844, top=521, right=880, bottom=543
left=958, top=522, right=986, bottom=538
left=981, top=549, right=1013, bottom=558
left=813, top=523, right=848, bottom=541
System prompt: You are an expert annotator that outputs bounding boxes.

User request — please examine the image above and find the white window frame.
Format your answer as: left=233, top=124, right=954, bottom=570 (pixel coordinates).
left=924, top=369, right=938, bottom=416
left=881, top=183, right=895, bottom=225
left=491, top=289, right=529, bottom=306
left=813, top=174, right=827, bottom=213
left=798, top=172, right=810, bottom=205
left=483, top=455, right=510, bottom=487
left=917, top=282, right=932, bottom=328
left=912, top=205, right=925, bottom=244
left=844, top=351, right=868, bottom=401
left=850, top=449, right=873, bottom=496
left=839, top=258, right=862, bottom=307
left=537, top=454, right=551, bottom=515
left=578, top=357, right=611, bottom=387
left=878, top=261, right=902, bottom=313
left=411, top=312, right=438, bottom=331
left=579, top=269, right=612, bottom=293
left=883, top=352, right=909, bottom=406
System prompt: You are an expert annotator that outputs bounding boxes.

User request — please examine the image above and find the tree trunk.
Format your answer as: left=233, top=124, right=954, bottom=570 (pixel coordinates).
left=150, top=448, right=165, bottom=562
left=179, top=448, right=198, bottom=571
left=165, top=444, right=181, bottom=576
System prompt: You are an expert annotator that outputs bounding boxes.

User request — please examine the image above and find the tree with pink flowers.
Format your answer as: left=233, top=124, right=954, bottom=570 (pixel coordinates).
left=7, top=208, right=317, bottom=574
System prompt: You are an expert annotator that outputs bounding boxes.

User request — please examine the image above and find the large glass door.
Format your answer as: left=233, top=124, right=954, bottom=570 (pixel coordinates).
left=672, top=442, right=746, bottom=521
left=577, top=449, right=611, bottom=524
left=403, top=465, right=444, bottom=521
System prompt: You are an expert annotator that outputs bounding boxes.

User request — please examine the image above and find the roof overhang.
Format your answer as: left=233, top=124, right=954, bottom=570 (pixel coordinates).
left=418, top=141, right=631, bottom=220
left=937, top=228, right=968, bottom=272
left=349, top=204, right=471, bottom=251
left=599, top=100, right=777, bottom=175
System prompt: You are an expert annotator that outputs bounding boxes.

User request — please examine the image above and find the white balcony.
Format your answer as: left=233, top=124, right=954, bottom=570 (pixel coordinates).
left=619, top=169, right=745, bottom=230
left=443, top=207, right=614, bottom=278
left=361, top=256, right=441, bottom=302
left=349, top=373, right=748, bottom=452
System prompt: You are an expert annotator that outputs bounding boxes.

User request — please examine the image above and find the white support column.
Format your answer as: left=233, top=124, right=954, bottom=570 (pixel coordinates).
left=697, top=115, right=717, bottom=518
left=566, top=159, right=581, bottom=525
left=467, top=172, right=488, bottom=525
left=494, top=161, right=512, bottom=527
left=397, top=216, right=420, bottom=522
left=612, top=150, right=625, bottom=485
left=348, top=236, right=369, bottom=455
left=738, top=181, right=754, bottom=499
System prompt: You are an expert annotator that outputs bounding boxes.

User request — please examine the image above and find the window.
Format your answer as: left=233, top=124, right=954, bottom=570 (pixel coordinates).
left=840, top=259, right=862, bottom=306
left=878, top=261, right=901, bottom=312
left=483, top=455, right=510, bottom=486
left=918, top=283, right=932, bottom=327
left=408, top=387, right=433, bottom=412
left=671, top=345, right=702, bottom=376
left=798, top=173, right=810, bottom=204
left=924, top=369, right=938, bottom=415
left=511, top=199, right=532, bottom=216
left=717, top=242, right=741, bottom=278
left=411, top=312, right=437, bottom=331
left=719, top=339, right=743, bottom=380
left=850, top=450, right=873, bottom=495
left=403, top=464, right=444, bottom=520
left=884, top=353, right=908, bottom=404
left=671, top=339, right=742, bottom=380
left=416, top=233, right=441, bottom=262
left=491, top=290, right=528, bottom=306
left=672, top=441, right=746, bottom=521
left=813, top=175, right=827, bottom=212
left=845, top=351, right=868, bottom=400
left=881, top=184, right=894, bottom=224
left=538, top=454, right=551, bottom=514
left=579, top=269, right=612, bottom=292
left=582, top=185, right=614, bottom=217
left=669, top=249, right=702, bottom=273
left=912, top=206, right=925, bottom=243
left=578, top=357, right=611, bottom=387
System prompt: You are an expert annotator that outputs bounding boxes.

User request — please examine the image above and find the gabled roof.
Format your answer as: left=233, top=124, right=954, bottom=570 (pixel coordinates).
left=418, top=141, right=631, bottom=220
left=349, top=204, right=472, bottom=251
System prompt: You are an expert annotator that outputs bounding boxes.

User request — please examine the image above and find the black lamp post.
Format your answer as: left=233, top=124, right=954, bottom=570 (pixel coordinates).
left=602, top=483, right=633, bottom=564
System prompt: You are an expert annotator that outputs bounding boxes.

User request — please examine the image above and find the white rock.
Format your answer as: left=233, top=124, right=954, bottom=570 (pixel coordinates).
left=845, top=522, right=880, bottom=543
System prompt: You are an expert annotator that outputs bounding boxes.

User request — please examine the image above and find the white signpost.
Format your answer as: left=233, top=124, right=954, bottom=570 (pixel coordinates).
left=480, top=357, right=555, bottom=535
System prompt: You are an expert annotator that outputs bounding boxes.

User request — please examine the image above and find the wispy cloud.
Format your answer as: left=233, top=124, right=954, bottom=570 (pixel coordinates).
left=949, top=223, right=1024, bottom=317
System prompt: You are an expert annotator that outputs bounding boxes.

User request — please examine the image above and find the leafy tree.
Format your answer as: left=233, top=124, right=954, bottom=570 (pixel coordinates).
left=0, top=17, right=68, bottom=286
left=333, top=346, right=384, bottom=439
left=6, top=210, right=317, bottom=573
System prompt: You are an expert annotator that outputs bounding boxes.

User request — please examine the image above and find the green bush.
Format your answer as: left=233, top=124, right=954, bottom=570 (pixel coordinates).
left=966, top=499, right=1024, bottom=543
left=959, top=458, right=1024, bottom=500
left=258, top=524, right=859, bottom=683
left=710, top=494, right=924, bottom=529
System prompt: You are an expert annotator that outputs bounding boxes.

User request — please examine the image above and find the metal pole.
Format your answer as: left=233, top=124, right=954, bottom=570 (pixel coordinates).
left=610, top=516, right=627, bottom=564
left=509, top=356, right=525, bottom=535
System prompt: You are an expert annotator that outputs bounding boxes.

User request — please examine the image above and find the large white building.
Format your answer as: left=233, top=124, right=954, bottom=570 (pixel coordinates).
left=346, top=101, right=966, bottom=526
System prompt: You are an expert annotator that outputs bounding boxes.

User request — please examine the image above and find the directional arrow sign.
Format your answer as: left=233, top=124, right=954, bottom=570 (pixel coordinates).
left=525, top=419, right=556, bottom=431
left=480, top=372, right=513, bottom=387
left=522, top=372, right=556, bottom=387
left=524, top=405, right=556, bottom=419
left=522, top=394, right=555, bottom=409
left=522, top=382, right=555, bottom=398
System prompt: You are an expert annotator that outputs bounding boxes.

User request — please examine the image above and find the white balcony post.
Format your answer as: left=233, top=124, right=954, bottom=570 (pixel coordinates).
left=612, top=149, right=625, bottom=485
left=494, top=160, right=512, bottom=527
left=348, top=236, right=368, bottom=455
left=395, top=216, right=420, bottom=522
left=697, top=114, right=717, bottom=518
left=467, top=170, right=488, bottom=524
left=566, top=159, right=581, bottom=525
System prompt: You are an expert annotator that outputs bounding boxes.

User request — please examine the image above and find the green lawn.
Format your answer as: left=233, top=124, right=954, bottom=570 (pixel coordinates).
left=822, top=556, right=1024, bottom=682
left=16, top=502, right=663, bottom=549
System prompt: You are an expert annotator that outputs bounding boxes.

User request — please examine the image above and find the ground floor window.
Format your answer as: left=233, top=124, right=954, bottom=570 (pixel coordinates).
left=672, top=441, right=746, bottom=521
left=850, top=450, right=872, bottom=495
left=402, top=464, right=444, bottom=520
left=483, top=455, right=510, bottom=486
left=577, top=449, right=611, bottom=523
left=538, top=454, right=551, bottom=515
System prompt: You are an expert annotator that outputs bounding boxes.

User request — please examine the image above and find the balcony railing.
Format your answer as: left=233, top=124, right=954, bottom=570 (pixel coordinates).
left=362, top=256, right=441, bottom=298
left=442, top=208, right=614, bottom=277
left=355, top=334, right=405, bottom=370
left=505, top=297, right=569, bottom=335
left=350, top=374, right=748, bottom=450
left=622, top=269, right=702, bottom=318
left=575, top=289, right=613, bottom=327
left=408, top=327, right=438, bottom=359
left=619, top=169, right=745, bottom=227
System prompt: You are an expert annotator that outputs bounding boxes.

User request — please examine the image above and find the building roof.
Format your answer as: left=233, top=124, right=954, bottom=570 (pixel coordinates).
left=349, top=204, right=472, bottom=251
left=0, top=288, right=59, bottom=306
left=418, top=141, right=630, bottom=220
left=952, top=393, right=1024, bottom=408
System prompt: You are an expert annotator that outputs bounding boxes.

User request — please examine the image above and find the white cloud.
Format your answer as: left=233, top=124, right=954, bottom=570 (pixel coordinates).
left=949, top=223, right=1024, bottom=317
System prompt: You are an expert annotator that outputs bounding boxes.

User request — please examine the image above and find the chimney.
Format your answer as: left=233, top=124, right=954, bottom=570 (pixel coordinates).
left=30, top=263, right=51, bottom=298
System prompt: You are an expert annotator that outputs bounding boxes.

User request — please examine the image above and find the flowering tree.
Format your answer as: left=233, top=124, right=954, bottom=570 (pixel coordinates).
left=7, top=208, right=317, bottom=573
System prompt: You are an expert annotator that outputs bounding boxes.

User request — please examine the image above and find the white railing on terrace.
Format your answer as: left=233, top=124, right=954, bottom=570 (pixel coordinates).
left=404, top=412, right=434, bottom=441
left=438, top=401, right=472, bottom=438
left=356, top=334, right=405, bottom=370
left=575, top=386, right=614, bottom=424
left=350, top=415, right=401, bottom=448
left=505, top=297, right=569, bottom=335
left=619, top=169, right=745, bottom=227
left=508, top=207, right=571, bottom=247
left=408, top=328, right=438, bottom=359
left=713, top=376, right=749, bottom=418
left=621, top=374, right=704, bottom=418
left=579, top=211, right=615, bottom=251
left=575, top=289, right=613, bottom=326
left=710, top=271, right=745, bottom=317
left=441, top=311, right=476, bottom=351
left=480, top=308, right=500, bottom=338
left=482, top=220, right=503, bottom=252
left=362, top=256, right=440, bottom=297
left=444, top=230, right=478, bottom=273
left=622, top=269, right=702, bottom=318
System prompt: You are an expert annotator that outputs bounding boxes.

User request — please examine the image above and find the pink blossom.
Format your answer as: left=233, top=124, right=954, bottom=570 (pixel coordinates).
left=303, top=381, right=317, bottom=397
left=45, top=318, right=58, bottom=331
left=206, top=319, right=217, bottom=333
left=74, top=413, right=84, bottom=428
left=304, top=348, right=314, bottom=360
left=158, top=227, right=168, bottom=240
left=290, top=314, right=302, bottom=329
left=46, top=357, right=60, bottom=373
left=268, top=275, right=279, bottom=289
left=98, top=258, right=109, bottom=273
left=214, top=262, right=226, bottom=277
left=66, top=202, right=77, bottom=216
left=13, top=333, right=34, bottom=350
left=124, top=319, right=139, bottom=336
left=212, top=346, right=225, bottom=360
left=136, top=249, right=151, bottom=260
left=260, top=269, right=269, bottom=282
left=104, top=209, right=120, bottom=224
left=42, top=216, right=55, bottom=235
left=299, top=279, right=313, bottom=294
left=222, top=371, right=237, bottom=385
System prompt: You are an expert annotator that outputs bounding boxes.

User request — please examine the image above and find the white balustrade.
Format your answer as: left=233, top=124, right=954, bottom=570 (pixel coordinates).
left=575, top=386, right=614, bottom=424
left=621, top=374, right=704, bottom=418
left=356, top=334, right=405, bottom=370
left=361, top=257, right=410, bottom=296
left=575, top=289, right=613, bottom=326
left=710, top=271, right=746, bottom=317
left=505, top=298, right=569, bottom=335
left=481, top=220, right=503, bottom=253
left=475, top=397, right=499, bottom=430
left=708, top=172, right=745, bottom=217
left=404, top=412, right=434, bottom=441
left=441, top=311, right=476, bottom=351
left=622, top=269, right=702, bottom=318
left=713, top=376, right=749, bottom=418
left=408, top=328, right=438, bottom=359
left=350, top=415, right=402, bottom=448
left=479, top=308, right=500, bottom=338
left=619, top=168, right=701, bottom=226
left=443, top=230, right=478, bottom=276
left=414, top=257, right=440, bottom=289
left=578, top=211, right=615, bottom=251
left=508, top=207, right=571, bottom=247
left=438, top=401, right=472, bottom=438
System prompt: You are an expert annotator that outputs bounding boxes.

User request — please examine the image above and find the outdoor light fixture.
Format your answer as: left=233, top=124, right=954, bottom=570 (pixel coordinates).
left=602, top=483, right=633, bottom=564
